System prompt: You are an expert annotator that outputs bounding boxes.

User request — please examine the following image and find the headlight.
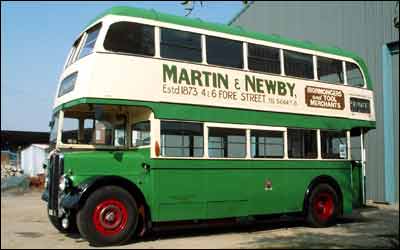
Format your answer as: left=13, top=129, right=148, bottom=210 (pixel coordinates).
left=59, top=175, right=71, bottom=191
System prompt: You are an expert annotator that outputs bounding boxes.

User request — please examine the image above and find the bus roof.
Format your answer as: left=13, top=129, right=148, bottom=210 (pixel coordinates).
left=86, top=6, right=373, bottom=90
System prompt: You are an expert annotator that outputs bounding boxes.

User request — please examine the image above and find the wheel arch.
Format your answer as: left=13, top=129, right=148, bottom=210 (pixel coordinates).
left=76, top=176, right=151, bottom=223
left=303, top=175, right=344, bottom=215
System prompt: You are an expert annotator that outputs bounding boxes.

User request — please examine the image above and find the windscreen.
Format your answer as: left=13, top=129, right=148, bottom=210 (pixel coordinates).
left=61, top=106, right=127, bottom=146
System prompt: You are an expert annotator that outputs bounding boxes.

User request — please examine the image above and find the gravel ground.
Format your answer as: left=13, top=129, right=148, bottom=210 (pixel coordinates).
left=1, top=190, right=399, bottom=249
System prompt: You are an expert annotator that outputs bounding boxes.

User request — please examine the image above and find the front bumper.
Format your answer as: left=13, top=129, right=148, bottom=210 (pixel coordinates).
left=42, top=187, right=81, bottom=209
left=60, top=191, right=81, bottom=209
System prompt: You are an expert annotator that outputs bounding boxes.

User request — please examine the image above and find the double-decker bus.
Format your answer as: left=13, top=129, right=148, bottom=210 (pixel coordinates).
left=42, top=6, right=376, bottom=246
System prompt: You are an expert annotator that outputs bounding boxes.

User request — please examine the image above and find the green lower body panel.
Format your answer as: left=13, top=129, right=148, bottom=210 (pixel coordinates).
left=351, top=162, right=363, bottom=208
left=63, top=149, right=353, bottom=222
left=150, top=159, right=353, bottom=222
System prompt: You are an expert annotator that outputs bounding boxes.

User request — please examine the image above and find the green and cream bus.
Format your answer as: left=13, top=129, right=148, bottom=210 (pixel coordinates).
left=42, top=6, right=376, bottom=246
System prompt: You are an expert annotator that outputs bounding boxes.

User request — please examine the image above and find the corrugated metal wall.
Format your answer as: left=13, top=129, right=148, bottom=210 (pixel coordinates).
left=393, top=51, right=399, bottom=203
left=231, top=1, right=399, bottom=203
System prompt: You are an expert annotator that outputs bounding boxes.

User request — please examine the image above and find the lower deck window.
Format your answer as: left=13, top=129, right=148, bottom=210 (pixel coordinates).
left=288, top=129, right=317, bottom=158
left=251, top=130, right=284, bottom=158
left=321, top=130, right=347, bottom=159
left=208, top=128, right=246, bottom=158
left=161, top=121, right=203, bottom=157
left=132, top=121, right=150, bottom=147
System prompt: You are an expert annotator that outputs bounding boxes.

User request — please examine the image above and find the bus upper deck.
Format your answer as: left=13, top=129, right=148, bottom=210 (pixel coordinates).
left=54, top=6, right=375, bottom=130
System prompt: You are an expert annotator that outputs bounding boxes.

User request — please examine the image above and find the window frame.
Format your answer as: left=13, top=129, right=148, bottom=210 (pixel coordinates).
left=247, top=42, right=281, bottom=75
left=250, top=129, right=285, bottom=159
left=160, top=27, right=203, bottom=63
left=316, top=56, right=345, bottom=85
left=160, top=120, right=204, bottom=158
left=58, top=71, right=78, bottom=97
left=205, top=35, right=244, bottom=69
left=103, top=21, right=156, bottom=58
left=283, top=49, right=315, bottom=80
left=95, top=21, right=367, bottom=89
left=58, top=111, right=128, bottom=149
left=64, top=35, right=83, bottom=69
left=208, top=127, right=247, bottom=158
left=153, top=120, right=352, bottom=161
left=320, top=129, right=349, bottom=159
left=75, top=22, right=102, bottom=61
left=131, top=120, right=151, bottom=148
left=287, top=128, right=318, bottom=159
left=344, top=61, right=366, bottom=88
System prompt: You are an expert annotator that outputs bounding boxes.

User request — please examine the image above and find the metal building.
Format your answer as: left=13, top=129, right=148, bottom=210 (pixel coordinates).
left=21, top=144, right=48, bottom=177
left=230, top=1, right=399, bottom=204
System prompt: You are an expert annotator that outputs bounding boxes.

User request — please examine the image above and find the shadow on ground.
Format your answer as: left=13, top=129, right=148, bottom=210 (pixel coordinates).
left=61, top=206, right=399, bottom=248
left=238, top=208, right=399, bottom=249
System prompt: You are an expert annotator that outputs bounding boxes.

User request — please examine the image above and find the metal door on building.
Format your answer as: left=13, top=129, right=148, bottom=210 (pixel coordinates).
left=382, top=41, right=399, bottom=204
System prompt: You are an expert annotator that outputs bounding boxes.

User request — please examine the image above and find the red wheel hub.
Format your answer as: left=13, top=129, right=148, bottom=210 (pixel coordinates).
left=93, top=199, right=128, bottom=236
left=313, top=192, right=334, bottom=221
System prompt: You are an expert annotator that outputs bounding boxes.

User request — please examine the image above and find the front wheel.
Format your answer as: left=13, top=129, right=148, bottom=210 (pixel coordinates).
left=48, top=213, right=77, bottom=234
left=306, top=183, right=340, bottom=227
left=76, top=186, right=138, bottom=246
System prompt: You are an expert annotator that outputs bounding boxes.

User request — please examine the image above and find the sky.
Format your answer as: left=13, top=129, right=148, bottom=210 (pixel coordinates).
left=1, top=1, right=245, bottom=132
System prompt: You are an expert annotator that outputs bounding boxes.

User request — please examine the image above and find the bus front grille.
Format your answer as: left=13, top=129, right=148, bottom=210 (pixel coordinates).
left=48, top=154, right=63, bottom=215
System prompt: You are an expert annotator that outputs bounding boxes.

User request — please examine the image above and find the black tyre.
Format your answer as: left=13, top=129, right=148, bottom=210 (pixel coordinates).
left=306, top=183, right=340, bottom=227
left=48, top=213, right=78, bottom=234
left=76, top=186, right=138, bottom=246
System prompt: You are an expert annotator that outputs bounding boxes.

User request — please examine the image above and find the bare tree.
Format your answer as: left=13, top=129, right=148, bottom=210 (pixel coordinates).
left=181, top=1, right=249, bottom=16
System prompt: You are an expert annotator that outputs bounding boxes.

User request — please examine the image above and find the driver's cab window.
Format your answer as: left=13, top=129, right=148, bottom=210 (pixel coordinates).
left=93, top=120, right=114, bottom=145
left=62, top=118, right=95, bottom=144
left=61, top=108, right=127, bottom=146
left=132, top=121, right=150, bottom=147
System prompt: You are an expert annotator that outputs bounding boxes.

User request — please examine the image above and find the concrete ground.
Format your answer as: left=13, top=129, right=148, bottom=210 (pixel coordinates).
left=1, top=190, right=399, bottom=249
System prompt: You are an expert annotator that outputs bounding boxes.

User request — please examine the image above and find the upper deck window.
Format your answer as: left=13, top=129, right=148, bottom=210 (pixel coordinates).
left=284, top=50, right=313, bottom=79
left=58, top=72, right=78, bottom=97
left=65, top=36, right=82, bottom=68
left=77, top=23, right=101, bottom=60
left=346, top=62, right=364, bottom=87
left=317, top=56, right=344, bottom=84
left=104, top=22, right=155, bottom=56
left=161, top=28, right=202, bottom=62
left=206, top=36, right=243, bottom=69
left=248, top=44, right=280, bottom=74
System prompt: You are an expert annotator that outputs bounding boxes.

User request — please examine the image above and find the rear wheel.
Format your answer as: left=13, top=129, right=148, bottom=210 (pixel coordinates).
left=306, top=183, right=339, bottom=227
left=76, top=186, right=138, bottom=246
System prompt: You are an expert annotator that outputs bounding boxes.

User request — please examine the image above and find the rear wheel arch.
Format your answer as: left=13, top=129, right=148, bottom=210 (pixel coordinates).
left=303, top=175, right=343, bottom=215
